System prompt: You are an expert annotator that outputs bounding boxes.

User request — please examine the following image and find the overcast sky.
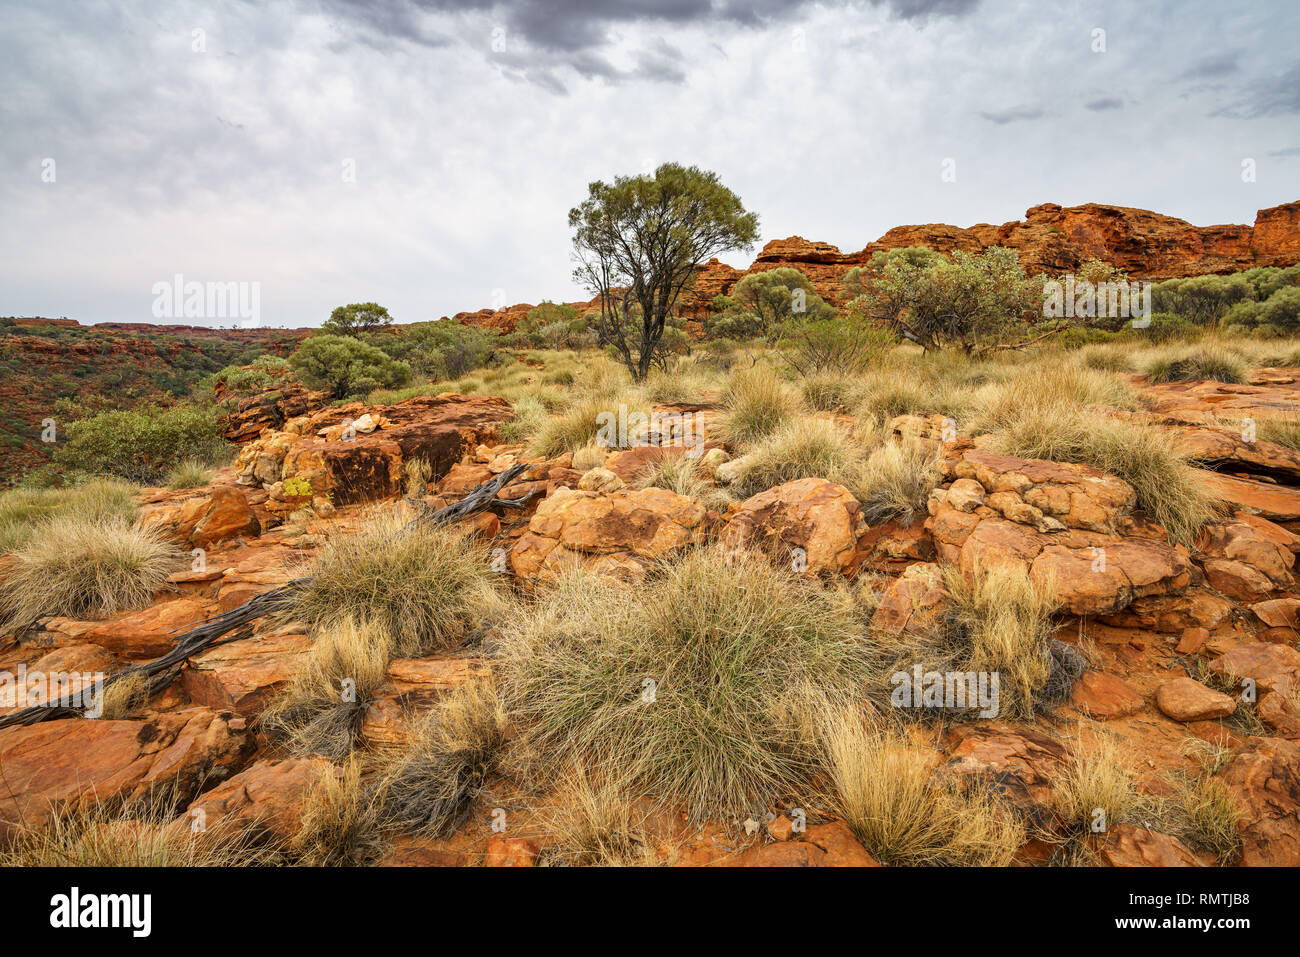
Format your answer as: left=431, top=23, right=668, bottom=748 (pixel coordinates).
left=2, top=0, right=1298, bottom=328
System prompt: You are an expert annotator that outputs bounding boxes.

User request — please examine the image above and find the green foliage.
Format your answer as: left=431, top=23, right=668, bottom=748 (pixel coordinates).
left=845, top=246, right=1040, bottom=352
left=779, top=316, right=891, bottom=376
left=570, top=162, right=760, bottom=380
left=1152, top=275, right=1254, bottom=325
left=53, top=405, right=228, bottom=484
left=1221, top=286, right=1300, bottom=334
left=322, top=302, right=394, bottom=337
left=366, top=321, right=495, bottom=379
left=842, top=246, right=943, bottom=299
left=289, top=334, right=411, bottom=399
left=714, top=267, right=835, bottom=340
left=213, top=353, right=294, bottom=398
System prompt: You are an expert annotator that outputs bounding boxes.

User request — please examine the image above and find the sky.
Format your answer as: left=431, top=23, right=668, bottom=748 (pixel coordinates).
left=1, top=0, right=1298, bottom=328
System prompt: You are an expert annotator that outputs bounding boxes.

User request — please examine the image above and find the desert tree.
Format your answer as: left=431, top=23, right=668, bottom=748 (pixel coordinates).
left=322, top=302, right=394, bottom=337
left=569, top=163, right=759, bottom=381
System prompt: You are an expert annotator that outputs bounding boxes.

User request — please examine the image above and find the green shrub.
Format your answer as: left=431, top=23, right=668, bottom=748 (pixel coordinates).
left=53, top=405, right=228, bottom=484
left=289, top=334, right=411, bottom=399
left=367, top=321, right=495, bottom=379
left=1152, top=274, right=1254, bottom=325
left=1222, top=287, right=1300, bottom=334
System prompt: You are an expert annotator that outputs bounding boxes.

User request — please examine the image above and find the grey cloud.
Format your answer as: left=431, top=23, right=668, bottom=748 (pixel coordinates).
left=1212, top=63, right=1300, bottom=117
left=1085, top=97, right=1124, bottom=111
left=1178, top=52, right=1240, bottom=80
left=978, top=106, right=1045, bottom=124
left=320, top=0, right=979, bottom=88
left=1269, top=146, right=1300, bottom=157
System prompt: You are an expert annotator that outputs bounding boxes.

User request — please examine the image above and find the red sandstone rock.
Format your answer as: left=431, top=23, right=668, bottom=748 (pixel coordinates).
left=1155, top=678, right=1237, bottom=722
left=1095, top=825, right=1205, bottom=866
left=1220, top=737, right=1300, bottom=866
left=721, top=478, right=866, bottom=577
left=0, top=709, right=254, bottom=838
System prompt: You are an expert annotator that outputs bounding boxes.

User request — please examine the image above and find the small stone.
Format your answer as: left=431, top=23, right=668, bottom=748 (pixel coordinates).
left=1155, top=677, right=1236, bottom=722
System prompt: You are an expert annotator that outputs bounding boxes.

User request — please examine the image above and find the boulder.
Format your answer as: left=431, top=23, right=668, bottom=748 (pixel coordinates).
left=139, top=485, right=261, bottom=548
left=1194, top=470, right=1300, bottom=526
left=236, top=394, right=514, bottom=505
left=948, top=517, right=1191, bottom=616
left=0, top=708, right=254, bottom=839
left=1220, top=737, right=1300, bottom=866
left=1070, top=671, right=1145, bottom=720
left=80, top=597, right=213, bottom=659
left=870, top=562, right=948, bottom=639
left=183, top=756, right=331, bottom=843
left=955, top=449, right=1136, bottom=533
left=181, top=627, right=312, bottom=717
left=1209, top=642, right=1300, bottom=687
left=1095, top=825, right=1205, bottom=866
left=736, top=820, right=879, bottom=867
left=939, top=726, right=1071, bottom=824
left=360, top=656, right=493, bottom=751
left=510, top=486, right=707, bottom=582
left=1155, top=677, right=1237, bottom=722
left=721, top=478, right=866, bottom=577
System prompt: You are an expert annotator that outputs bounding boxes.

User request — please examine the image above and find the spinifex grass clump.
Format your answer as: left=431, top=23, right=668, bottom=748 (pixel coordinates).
left=375, top=682, right=506, bottom=838
left=725, top=416, right=857, bottom=498
left=1145, top=346, right=1246, bottom=384
left=717, top=364, right=798, bottom=447
left=260, top=616, right=392, bottom=760
left=0, top=478, right=138, bottom=554
left=286, top=515, right=504, bottom=656
left=821, top=714, right=1023, bottom=866
left=0, top=515, right=179, bottom=630
left=497, top=545, right=871, bottom=822
left=848, top=438, right=943, bottom=526
left=940, top=564, right=1066, bottom=720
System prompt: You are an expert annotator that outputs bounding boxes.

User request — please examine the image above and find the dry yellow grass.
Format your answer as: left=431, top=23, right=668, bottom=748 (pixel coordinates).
left=286, top=515, right=505, bottom=656
left=260, top=616, right=393, bottom=760
left=940, top=564, right=1064, bottom=719
left=821, top=712, right=1023, bottom=865
left=0, top=797, right=277, bottom=866
left=375, top=682, right=506, bottom=839
left=0, top=515, right=180, bottom=630
left=289, top=756, right=383, bottom=866
left=725, top=416, right=857, bottom=497
left=717, top=363, right=799, bottom=447
left=542, top=772, right=651, bottom=867
left=846, top=438, right=943, bottom=525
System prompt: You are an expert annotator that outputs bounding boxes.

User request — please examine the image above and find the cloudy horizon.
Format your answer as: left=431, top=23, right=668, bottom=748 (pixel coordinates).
left=2, top=0, right=1298, bottom=329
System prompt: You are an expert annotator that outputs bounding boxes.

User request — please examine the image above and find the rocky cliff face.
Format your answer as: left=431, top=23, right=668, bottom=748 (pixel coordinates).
left=455, top=200, right=1300, bottom=330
